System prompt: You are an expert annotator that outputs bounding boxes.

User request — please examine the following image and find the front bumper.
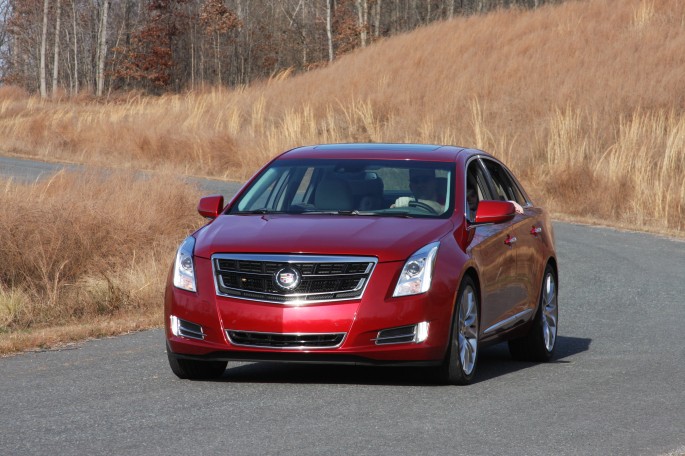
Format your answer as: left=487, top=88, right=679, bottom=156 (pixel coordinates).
left=165, top=257, right=456, bottom=364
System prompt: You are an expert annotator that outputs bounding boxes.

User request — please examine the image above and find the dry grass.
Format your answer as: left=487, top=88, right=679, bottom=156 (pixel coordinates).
left=0, top=171, right=202, bottom=354
left=1, top=0, right=682, bottom=230
left=1, top=0, right=684, bottom=353
left=0, top=0, right=683, bottom=229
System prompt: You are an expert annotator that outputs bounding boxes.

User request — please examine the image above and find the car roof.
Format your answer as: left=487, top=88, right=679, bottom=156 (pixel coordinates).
left=279, top=143, right=474, bottom=162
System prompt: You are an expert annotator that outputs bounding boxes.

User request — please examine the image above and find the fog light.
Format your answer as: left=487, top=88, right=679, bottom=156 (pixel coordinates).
left=170, top=315, right=181, bottom=337
left=416, top=321, right=429, bottom=343
left=169, top=315, right=205, bottom=340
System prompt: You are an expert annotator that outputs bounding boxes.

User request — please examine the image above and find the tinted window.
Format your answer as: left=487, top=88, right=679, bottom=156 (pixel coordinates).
left=231, top=159, right=455, bottom=218
left=465, top=159, right=491, bottom=220
left=483, top=160, right=526, bottom=205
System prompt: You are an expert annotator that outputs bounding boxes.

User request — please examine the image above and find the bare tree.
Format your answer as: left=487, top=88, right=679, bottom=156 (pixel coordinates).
left=96, top=0, right=109, bottom=96
left=326, top=0, right=333, bottom=61
left=40, top=0, right=48, bottom=97
left=51, top=0, right=60, bottom=96
left=71, top=0, right=77, bottom=94
left=355, top=0, right=368, bottom=47
left=2, top=0, right=560, bottom=95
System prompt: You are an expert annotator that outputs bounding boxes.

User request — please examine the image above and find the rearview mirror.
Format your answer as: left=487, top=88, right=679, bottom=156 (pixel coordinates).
left=198, top=195, right=224, bottom=219
left=474, top=200, right=516, bottom=225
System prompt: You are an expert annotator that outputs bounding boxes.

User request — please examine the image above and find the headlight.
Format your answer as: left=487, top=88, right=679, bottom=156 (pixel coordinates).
left=173, top=236, right=197, bottom=292
left=393, top=242, right=440, bottom=297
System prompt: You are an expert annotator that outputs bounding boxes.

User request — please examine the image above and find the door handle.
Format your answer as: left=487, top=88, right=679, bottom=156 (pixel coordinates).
left=504, top=234, right=517, bottom=246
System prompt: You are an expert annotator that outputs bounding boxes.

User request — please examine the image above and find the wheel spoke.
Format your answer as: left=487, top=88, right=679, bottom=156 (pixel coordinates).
left=541, top=273, right=557, bottom=352
left=457, top=285, right=478, bottom=375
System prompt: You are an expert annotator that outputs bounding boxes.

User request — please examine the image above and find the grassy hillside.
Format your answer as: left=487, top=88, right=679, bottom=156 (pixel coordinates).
left=1, top=0, right=684, bottom=231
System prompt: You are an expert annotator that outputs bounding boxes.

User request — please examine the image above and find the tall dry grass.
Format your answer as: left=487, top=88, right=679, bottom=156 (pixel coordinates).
left=0, top=171, right=202, bottom=353
left=0, top=0, right=684, bottom=231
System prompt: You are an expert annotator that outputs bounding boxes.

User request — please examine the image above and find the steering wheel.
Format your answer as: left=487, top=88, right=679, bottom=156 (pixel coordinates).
left=408, top=200, right=438, bottom=214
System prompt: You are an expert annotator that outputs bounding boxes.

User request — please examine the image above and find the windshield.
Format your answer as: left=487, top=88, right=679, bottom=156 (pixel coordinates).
left=230, top=159, right=454, bottom=218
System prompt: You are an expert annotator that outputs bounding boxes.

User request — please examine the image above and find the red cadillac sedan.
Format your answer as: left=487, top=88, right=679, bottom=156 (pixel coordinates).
left=165, top=144, right=558, bottom=384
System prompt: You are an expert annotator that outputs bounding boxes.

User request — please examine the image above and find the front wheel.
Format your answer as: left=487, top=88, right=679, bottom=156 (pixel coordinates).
left=508, top=264, right=558, bottom=362
left=167, top=346, right=227, bottom=380
left=436, top=276, right=480, bottom=385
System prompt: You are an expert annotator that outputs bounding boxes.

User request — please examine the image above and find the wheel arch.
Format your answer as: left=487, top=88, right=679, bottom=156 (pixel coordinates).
left=546, top=256, right=559, bottom=288
left=534, top=256, right=558, bottom=316
left=459, top=267, right=481, bottom=314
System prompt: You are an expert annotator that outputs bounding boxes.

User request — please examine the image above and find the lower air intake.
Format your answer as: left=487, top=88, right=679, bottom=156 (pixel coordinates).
left=374, top=324, right=419, bottom=345
left=226, top=330, right=345, bottom=349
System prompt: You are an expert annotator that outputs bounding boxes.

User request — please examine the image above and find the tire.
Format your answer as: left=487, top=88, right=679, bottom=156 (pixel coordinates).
left=508, top=264, right=558, bottom=362
left=436, top=276, right=480, bottom=385
left=167, top=345, right=227, bottom=380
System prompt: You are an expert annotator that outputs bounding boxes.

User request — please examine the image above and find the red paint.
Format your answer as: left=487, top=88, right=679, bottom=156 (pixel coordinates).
left=165, top=144, right=557, bottom=367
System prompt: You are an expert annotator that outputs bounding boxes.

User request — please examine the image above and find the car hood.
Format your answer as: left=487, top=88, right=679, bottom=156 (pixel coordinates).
left=194, top=214, right=454, bottom=263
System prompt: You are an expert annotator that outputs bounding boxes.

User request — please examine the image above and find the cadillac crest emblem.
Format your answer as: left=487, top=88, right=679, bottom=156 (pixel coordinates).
left=274, top=266, right=301, bottom=291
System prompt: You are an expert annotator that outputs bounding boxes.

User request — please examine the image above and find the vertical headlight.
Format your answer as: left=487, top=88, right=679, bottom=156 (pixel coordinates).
left=173, top=236, right=197, bottom=292
left=393, top=242, right=440, bottom=297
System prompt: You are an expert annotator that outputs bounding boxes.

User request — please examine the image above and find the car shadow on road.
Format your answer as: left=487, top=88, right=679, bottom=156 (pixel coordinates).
left=214, top=335, right=591, bottom=386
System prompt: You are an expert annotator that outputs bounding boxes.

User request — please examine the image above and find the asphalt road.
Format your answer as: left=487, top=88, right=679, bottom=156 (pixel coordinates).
left=1, top=158, right=684, bottom=455
left=0, top=155, right=241, bottom=197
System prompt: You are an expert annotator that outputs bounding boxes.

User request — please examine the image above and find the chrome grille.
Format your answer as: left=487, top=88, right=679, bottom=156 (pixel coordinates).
left=226, top=330, right=345, bottom=349
left=212, top=254, right=377, bottom=304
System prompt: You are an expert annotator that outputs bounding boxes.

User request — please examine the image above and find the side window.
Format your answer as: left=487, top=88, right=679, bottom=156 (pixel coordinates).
left=465, top=160, right=491, bottom=220
left=483, top=160, right=525, bottom=204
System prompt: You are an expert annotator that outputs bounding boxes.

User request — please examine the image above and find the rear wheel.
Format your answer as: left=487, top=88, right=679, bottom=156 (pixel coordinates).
left=436, top=276, right=480, bottom=385
left=508, top=264, right=558, bottom=362
left=167, top=346, right=227, bottom=380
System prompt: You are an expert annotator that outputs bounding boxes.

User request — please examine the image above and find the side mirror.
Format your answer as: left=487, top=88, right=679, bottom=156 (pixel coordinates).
left=474, top=200, right=516, bottom=225
left=198, top=195, right=224, bottom=219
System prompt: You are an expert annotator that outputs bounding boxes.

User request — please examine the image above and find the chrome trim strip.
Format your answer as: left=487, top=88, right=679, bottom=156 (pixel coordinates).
left=373, top=324, right=418, bottom=345
left=483, top=308, right=534, bottom=335
left=225, top=329, right=346, bottom=350
left=177, top=319, right=205, bottom=340
left=179, top=328, right=205, bottom=340
left=372, top=335, right=416, bottom=345
left=217, top=276, right=364, bottom=299
left=214, top=253, right=377, bottom=263
left=211, top=254, right=378, bottom=305
left=217, top=271, right=369, bottom=278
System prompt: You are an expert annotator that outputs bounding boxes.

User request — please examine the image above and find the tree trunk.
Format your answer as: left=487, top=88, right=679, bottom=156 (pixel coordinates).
left=40, top=0, right=49, bottom=98
left=448, top=0, right=455, bottom=18
left=96, top=0, right=109, bottom=97
left=326, top=0, right=333, bottom=62
left=372, top=0, right=382, bottom=38
left=355, top=0, right=368, bottom=48
left=52, top=0, right=61, bottom=97
left=72, top=0, right=78, bottom=94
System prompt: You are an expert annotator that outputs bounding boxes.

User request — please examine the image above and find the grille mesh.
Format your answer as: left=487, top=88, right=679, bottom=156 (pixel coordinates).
left=227, top=330, right=345, bottom=349
left=213, top=255, right=375, bottom=304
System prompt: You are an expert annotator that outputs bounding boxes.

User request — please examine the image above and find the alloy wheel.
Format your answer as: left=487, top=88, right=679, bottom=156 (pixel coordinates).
left=458, top=285, right=479, bottom=376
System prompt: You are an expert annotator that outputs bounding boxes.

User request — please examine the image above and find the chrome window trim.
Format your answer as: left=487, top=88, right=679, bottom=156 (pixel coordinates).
left=211, top=253, right=378, bottom=305
left=225, top=329, right=347, bottom=350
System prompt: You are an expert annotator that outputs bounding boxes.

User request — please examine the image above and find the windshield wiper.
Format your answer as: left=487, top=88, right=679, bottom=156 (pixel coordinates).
left=235, top=209, right=284, bottom=215
left=299, top=210, right=377, bottom=216
left=369, top=211, right=413, bottom=218
left=303, top=209, right=413, bottom=217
